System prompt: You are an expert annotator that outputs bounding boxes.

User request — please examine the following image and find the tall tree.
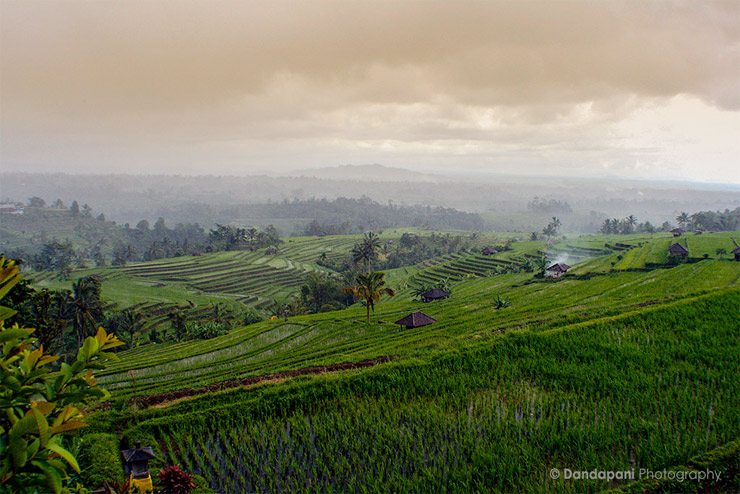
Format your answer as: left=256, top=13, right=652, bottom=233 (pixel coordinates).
left=342, top=271, right=395, bottom=323
left=70, top=276, right=104, bottom=347
left=676, top=212, right=690, bottom=229
left=352, top=232, right=382, bottom=269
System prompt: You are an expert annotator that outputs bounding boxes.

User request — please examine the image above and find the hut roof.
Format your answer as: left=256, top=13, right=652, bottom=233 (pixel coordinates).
left=733, top=246, right=740, bottom=254
left=481, top=247, right=498, bottom=255
left=670, top=227, right=685, bottom=234
left=668, top=243, right=689, bottom=254
left=394, top=311, right=437, bottom=328
left=122, top=446, right=156, bottom=463
left=421, top=288, right=449, bottom=300
left=546, top=262, right=570, bottom=273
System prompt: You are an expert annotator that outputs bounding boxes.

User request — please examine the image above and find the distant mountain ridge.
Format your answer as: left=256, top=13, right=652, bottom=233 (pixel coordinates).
left=292, top=164, right=444, bottom=182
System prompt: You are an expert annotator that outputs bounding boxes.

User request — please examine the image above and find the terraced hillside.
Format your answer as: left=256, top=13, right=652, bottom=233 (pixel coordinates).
left=87, top=232, right=740, bottom=493
left=26, top=235, right=363, bottom=311
left=98, top=244, right=739, bottom=400
left=124, top=289, right=740, bottom=493
left=566, top=231, right=739, bottom=273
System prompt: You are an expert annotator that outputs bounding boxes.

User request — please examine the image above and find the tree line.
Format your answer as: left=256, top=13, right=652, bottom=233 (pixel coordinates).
left=599, top=208, right=740, bottom=235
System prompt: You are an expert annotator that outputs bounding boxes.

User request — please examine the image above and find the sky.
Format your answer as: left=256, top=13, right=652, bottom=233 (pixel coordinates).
left=1, top=0, right=738, bottom=183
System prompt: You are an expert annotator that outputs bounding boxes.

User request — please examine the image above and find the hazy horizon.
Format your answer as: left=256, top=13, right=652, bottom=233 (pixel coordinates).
left=1, top=1, right=739, bottom=183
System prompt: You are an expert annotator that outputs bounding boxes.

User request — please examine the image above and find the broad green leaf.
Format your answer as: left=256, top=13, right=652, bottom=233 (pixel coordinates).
left=0, top=326, right=34, bottom=343
left=0, top=306, right=18, bottom=321
left=32, top=460, right=63, bottom=494
left=47, top=440, right=80, bottom=473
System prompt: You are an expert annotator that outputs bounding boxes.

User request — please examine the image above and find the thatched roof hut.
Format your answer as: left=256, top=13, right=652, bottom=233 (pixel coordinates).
left=546, top=262, right=570, bottom=277
left=668, top=243, right=689, bottom=257
left=481, top=247, right=498, bottom=256
left=670, top=228, right=685, bottom=237
left=421, top=288, right=450, bottom=303
left=395, top=312, right=436, bottom=329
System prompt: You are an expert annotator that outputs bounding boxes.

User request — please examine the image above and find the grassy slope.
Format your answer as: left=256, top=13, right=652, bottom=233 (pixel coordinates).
left=82, top=232, right=740, bottom=492
left=120, top=289, right=740, bottom=493
left=98, top=253, right=739, bottom=400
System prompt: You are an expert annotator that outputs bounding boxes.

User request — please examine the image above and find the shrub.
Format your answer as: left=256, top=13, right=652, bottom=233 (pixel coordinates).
left=77, top=433, right=124, bottom=489
left=241, top=308, right=263, bottom=326
left=158, top=465, right=196, bottom=494
left=184, top=321, right=229, bottom=340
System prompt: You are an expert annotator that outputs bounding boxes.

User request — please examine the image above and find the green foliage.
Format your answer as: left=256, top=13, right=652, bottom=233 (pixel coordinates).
left=77, top=433, right=123, bottom=489
left=351, top=232, right=382, bottom=268
left=542, top=216, right=561, bottom=238
left=125, top=290, right=740, bottom=493
left=0, top=257, right=124, bottom=494
left=183, top=321, right=229, bottom=341
left=342, top=271, right=395, bottom=323
left=191, top=474, right=215, bottom=494
left=300, top=272, right=346, bottom=313
left=492, top=295, right=511, bottom=309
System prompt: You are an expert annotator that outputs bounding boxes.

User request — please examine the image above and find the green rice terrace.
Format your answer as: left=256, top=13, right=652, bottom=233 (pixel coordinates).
left=8, top=230, right=740, bottom=492
left=42, top=230, right=734, bottom=493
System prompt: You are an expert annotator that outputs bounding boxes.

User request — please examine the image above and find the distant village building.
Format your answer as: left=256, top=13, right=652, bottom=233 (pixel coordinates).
left=0, top=203, right=23, bottom=215
left=668, top=243, right=689, bottom=258
left=545, top=262, right=570, bottom=277
left=420, top=288, right=450, bottom=303
left=481, top=247, right=498, bottom=256
left=733, top=246, right=740, bottom=262
left=670, top=228, right=685, bottom=237
left=395, top=311, right=436, bottom=329
left=121, top=443, right=156, bottom=493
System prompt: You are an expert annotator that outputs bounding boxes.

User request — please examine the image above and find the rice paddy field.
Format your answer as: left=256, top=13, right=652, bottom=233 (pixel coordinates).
left=81, top=231, right=740, bottom=493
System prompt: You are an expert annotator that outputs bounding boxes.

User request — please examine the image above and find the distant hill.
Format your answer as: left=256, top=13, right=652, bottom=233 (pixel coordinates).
left=292, top=164, right=444, bottom=183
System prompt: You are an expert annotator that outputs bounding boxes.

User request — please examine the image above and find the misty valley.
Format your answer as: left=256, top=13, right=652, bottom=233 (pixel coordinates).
left=2, top=1, right=739, bottom=493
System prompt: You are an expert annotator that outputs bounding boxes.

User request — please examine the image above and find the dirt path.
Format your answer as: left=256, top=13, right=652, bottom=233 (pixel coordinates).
left=129, top=356, right=393, bottom=408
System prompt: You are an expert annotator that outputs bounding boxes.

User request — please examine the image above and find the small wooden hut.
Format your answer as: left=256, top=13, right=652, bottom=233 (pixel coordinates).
left=668, top=243, right=689, bottom=258
left=546, top=262, right=570, bottom=277
left=394, top=312, right=436, bottom=329
left=420, top=288, right=450, bottom=303
left=670, top=228, right=685, bottom=237
left=481, top=247, right=498, bottom=256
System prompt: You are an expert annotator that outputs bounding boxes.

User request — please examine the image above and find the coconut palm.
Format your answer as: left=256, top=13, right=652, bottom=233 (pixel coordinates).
left=342, top=271, right=395, bottom=323
left=676, top=212, right=690, bottom=229
left=626, top=215, right=637, bottom=232
left=351, top=232, right=382, bottom=268
left=70, top=275, right=104, bottom=346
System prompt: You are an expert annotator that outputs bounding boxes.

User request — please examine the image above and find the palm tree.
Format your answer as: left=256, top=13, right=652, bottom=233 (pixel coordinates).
left=343, top=271, right=395, bottom=323
left=533, top=256, right=550, bottom=276
left=168, top=309, right=188, bottom=341
left=70, top=276, right=103, bottom=347
left=626, top=215, right=637, bottom=233
left=676, top=212, right=690, bottom=229
left=351, top=232, right=382, bottom=268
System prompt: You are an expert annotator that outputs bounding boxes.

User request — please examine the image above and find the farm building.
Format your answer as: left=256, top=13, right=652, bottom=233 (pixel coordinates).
left=395, top=311, right=436, bottom=329
left=670, top=228, right=685, bottom=237
left=733, top=246, right=740, bottom=261
left=420, top=288, right=450, bottom=303
left=0, top=204, right=23, bottom=215
left=121, top=443, right=156, bottom=493
left=481, top=247, right=498, bottom=256
left=668, top=243, right=689, bottom=258
left=546, top=262, right=570, bottom=277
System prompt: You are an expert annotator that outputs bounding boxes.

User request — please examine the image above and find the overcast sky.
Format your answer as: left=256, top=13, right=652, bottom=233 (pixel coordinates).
left=1, top=1, right=738, bottom=183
